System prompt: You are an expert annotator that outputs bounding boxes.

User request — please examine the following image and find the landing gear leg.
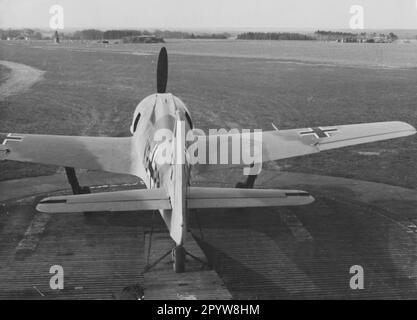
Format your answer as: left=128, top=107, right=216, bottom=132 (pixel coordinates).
left=172, top=245, right=186, bottom=273
left=64, top=167, right=91, bottom=195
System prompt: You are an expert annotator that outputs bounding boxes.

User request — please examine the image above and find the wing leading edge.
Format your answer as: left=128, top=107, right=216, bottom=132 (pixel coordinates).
left=1, top=122, right=414, bottom=175
left=36, top=187, right=313, bottom=213
left=36, top=188, right=171, bottom=213
left=262, top=121, right=416, bottom=161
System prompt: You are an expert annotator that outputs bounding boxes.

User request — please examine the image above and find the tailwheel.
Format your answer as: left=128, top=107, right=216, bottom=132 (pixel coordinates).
left=235, top=174, right=257, bottom=189
left=172, top=246, right=186, bottom=273
left=64, top=167, right=92, bottom=217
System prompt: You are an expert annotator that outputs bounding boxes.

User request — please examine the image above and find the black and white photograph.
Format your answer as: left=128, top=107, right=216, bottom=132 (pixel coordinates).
left=0, top=0, right=417, bottom=305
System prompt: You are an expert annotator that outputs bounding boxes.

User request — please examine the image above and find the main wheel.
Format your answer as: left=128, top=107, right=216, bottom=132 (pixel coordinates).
left=172, top=246, right=186, bottom=273
left=235, top=182, right=246, bottom=188
left=80, top=186, right=91, bottom=194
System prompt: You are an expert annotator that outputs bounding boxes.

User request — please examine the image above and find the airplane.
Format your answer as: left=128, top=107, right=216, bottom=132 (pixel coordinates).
left=0, top=47, right=415, bottom=273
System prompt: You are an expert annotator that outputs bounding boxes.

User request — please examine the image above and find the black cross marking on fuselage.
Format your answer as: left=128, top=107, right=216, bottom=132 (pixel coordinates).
left=299, top=127, right=338, bottom=139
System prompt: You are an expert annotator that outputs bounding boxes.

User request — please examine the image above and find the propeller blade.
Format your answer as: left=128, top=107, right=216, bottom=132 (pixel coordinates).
left=157, top=47, right=168, bottom=93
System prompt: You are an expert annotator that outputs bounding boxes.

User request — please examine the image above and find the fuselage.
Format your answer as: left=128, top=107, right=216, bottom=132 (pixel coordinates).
left=130, top=93, right=193, bottom=245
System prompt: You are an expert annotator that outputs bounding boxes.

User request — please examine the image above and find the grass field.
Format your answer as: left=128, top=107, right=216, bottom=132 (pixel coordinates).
left=0, top=40, right=416, bottom=188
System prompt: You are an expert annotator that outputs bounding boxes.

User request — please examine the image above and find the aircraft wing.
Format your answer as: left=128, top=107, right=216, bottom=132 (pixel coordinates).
left=194, top=121, right=415, bottom=169
left=36, top=188, right=171, bottom=213
left=0, top=133, right=133, bottom=175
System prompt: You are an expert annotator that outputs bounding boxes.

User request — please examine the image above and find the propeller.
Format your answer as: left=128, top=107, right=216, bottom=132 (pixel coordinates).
left=156, top=47, right=168, bottom=93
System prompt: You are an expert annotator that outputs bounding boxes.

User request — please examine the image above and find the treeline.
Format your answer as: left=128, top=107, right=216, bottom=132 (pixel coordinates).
left=158, top=31, right=230, bottom=39
left=190, top=33, right=230, bottom=39
left=237, top=32, right=315, bottom=40
left=314, top=30, right=360, bottom=41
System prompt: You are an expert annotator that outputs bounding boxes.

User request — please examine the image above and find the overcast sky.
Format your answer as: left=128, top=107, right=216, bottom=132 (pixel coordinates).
left=1, top=0, right=416, bottom=30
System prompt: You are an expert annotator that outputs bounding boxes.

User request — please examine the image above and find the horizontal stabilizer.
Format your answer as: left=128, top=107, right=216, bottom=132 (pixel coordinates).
left=187, top=187, right=314, bottom=209
left=194, top=121, right=416, bottom=173
left=36, top=188, right=171, bottom=213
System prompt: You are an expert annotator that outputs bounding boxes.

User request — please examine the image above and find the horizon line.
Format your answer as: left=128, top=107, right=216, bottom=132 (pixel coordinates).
left=2, top=26, right=417, bottom=32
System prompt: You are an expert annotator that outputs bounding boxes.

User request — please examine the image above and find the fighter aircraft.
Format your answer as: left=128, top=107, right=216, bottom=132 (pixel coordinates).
left=0, top=48, right=415, bottom=272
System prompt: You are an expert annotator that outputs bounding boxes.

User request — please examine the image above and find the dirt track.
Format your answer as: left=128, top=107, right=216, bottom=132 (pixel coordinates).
left=0, top=60, right=45, bottom=99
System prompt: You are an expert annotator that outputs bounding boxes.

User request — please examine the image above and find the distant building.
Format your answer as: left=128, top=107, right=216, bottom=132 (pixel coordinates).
left=315, top=30, right=397, bottom=43
left=122, top=35, right=164, bottom=44
left=54, top=30, right=60, bottom=43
